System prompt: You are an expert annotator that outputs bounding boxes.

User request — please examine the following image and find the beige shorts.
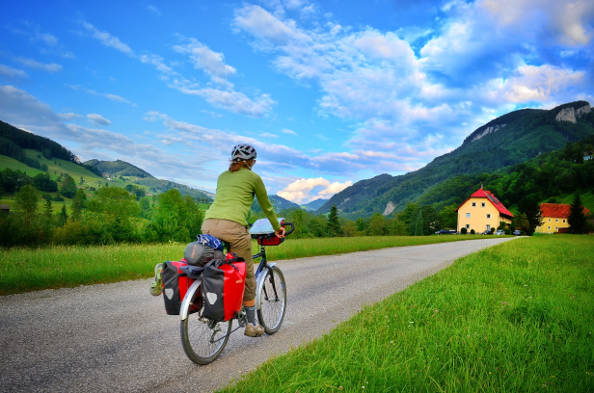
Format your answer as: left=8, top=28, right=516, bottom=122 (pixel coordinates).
left=201, top=219, right=255, bottom=302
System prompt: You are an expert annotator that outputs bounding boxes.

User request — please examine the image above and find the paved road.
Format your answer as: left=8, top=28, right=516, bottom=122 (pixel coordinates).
left=0, top=238, right=516, bottom=393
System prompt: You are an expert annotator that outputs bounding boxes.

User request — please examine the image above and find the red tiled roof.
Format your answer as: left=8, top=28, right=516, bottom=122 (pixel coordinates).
left=540, top=203, right=590, bottom=218
left=456, top=187, right=514, bottom=218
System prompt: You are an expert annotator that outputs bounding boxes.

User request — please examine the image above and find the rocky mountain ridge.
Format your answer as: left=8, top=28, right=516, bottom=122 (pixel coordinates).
left=318, top=100, right=594, bottom=217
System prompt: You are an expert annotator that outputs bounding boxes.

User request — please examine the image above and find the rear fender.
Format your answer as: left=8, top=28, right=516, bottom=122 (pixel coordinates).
left=255, top=263, right=276, bottom=310
left=180, top=279, right=202, bottom=321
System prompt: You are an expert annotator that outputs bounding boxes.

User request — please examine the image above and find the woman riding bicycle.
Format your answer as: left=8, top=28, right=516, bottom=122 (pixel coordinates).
left=201, top=144, right=285, bottom=337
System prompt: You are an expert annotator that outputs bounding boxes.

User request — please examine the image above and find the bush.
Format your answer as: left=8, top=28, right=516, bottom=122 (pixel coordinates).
left=461, top=227, right=467, bottom=234
left=470, top=229, right=476, bottom=234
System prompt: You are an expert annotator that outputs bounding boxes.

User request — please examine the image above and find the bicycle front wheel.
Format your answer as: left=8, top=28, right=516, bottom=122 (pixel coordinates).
left=180, top=286, right=232, bottom=365
left=257, top=265, right=287, bottom=334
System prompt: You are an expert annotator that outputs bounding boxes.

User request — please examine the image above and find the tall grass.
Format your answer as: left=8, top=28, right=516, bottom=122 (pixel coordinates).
left=219, top=235, right=594, bottom=393
left=0, top=235, right=485, bottom=295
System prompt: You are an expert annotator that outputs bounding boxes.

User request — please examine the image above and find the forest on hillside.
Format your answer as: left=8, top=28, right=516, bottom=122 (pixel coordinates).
left=1, top=137, right=592, bottom=247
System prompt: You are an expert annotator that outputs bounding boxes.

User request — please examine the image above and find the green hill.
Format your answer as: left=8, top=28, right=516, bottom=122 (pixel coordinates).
left=319, top=101, right=594, bottom=217
left=0, top=121, right=213, bottom=202
left=84, top=159, right=153, bottom=178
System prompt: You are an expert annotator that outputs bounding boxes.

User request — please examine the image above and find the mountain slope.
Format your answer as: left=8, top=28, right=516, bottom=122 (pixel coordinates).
left=0, top=122, right=213, bottom=202
left=83, top=159, right=212, bottom=201
left=302, top=198, right=328, bottom=211
left=252, top=194, right=301, bottom=213
left=84, top=159, right=153, bottom=178
left=319, top=101, right=594, bottom=217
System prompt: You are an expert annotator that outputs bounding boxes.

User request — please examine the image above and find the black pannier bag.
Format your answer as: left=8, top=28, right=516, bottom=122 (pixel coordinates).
left=201, top=256, right=247, bottom=322
left=184, top=241, right=224, bottom=266
left=161, top=261, right=201, bottom=315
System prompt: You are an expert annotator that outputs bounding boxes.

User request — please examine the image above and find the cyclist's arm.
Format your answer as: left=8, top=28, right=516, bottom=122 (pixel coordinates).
left=253, top=175, right=281, bottom=232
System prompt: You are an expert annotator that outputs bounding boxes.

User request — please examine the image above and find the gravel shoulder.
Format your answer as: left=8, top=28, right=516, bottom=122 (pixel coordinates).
left=0, top=237, right=516, bottom=393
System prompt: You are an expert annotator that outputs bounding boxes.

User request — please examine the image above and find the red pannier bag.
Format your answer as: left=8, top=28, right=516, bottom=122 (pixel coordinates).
left=161, top=259, right=196, bottom=315
left=201, top=255, right=246, bottom=322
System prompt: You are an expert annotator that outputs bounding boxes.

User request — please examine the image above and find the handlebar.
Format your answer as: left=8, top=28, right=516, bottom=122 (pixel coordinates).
left=281, top=221, right=294, bottom=236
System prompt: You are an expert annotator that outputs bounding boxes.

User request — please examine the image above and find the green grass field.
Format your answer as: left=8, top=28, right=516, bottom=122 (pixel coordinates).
left=219, top=235, right=594, bottom=393
left=0, top=235, right=493, bottom=295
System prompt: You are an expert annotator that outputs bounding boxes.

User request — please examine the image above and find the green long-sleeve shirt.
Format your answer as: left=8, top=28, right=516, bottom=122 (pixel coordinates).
left=204, top=168, right=280, bottom=231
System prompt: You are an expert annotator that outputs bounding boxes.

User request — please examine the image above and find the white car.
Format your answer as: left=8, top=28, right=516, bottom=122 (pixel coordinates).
left=495, top=230, right=505, bottom=235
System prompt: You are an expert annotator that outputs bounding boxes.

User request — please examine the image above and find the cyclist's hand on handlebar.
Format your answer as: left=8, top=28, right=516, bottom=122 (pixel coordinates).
left=275, top=227, right=286, bottom=238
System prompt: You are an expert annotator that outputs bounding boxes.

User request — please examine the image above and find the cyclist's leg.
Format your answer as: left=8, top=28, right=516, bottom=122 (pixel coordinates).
left=201, top=219, right=262, bottom=334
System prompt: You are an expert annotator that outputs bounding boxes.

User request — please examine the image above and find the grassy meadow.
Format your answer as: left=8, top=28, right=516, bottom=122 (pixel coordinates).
left=219, top=235, right=594, bottom=393
left=0, top=235, right=491, bottom=295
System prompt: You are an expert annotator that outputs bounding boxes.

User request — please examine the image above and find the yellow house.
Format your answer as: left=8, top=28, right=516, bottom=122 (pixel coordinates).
left=535, top=203, right=590, bottom=233
left=456, top=186, right=513, bottom=233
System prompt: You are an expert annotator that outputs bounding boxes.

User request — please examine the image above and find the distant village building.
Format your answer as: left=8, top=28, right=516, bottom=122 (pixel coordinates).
left=535, top=203, right=591, bottom=234
left=456, top=186, right=513, bottom=233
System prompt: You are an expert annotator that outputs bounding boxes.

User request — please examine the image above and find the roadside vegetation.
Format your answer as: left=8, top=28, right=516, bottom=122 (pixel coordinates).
left=0, top=234, right=492, bottom=295
left=219, top=235, right=594, bottom=393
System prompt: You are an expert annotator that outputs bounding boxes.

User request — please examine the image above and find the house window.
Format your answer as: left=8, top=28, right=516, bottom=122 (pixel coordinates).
left=481, top=202, right=485, bottom=207
left=563, top=219, right=566, bottom=223
left=548, top=218, right=551, bottom=222
left=555, top=218, right=558, bottom=222
left=486, top=214, right=491, bottom=219
left=466, top=224, right=470, bottom=229
left=548, top=226, right=551, bottom=230
left=466, top=213, right=471, bottom=218
left=472, top=202, right=476, bottom=207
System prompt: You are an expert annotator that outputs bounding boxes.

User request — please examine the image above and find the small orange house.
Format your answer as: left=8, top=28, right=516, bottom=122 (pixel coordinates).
left=535, top=203, right=590, bottom=234
left=457, top=186, right=514, bottom=233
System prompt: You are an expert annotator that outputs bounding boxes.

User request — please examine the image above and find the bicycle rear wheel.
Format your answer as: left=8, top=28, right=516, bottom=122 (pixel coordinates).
left=180, top=287, right=232, bottom=365
left=257, top=265, right=286, bottom=334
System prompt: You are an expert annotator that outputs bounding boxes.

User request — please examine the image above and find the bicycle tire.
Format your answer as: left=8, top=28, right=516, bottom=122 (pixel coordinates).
left=180, top=286, right=232, bottom=365
left=257, top=265, right=287, bottom=334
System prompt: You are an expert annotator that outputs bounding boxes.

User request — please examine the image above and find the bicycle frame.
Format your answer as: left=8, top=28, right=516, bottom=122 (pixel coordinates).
left=180, top=244, right=276, bottom=321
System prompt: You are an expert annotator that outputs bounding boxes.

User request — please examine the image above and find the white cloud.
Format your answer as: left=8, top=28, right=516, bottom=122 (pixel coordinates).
left=81, top=21, right=134, bottom=56
left=87, top=113, right=112, bottom=126
left=171, top=80, right=275, bottom=117
left=0, top=85, right=205, bottom=184
left=0, top=64, right=27, bottom=78
left=0, top=85, right=67, bottom=134
left=480, top=64, right=586, bottom=104
left=277, top=177, right=352, bottom=203
left=14, top=57, right=62, bottom=72
left=35, top=32, right=58, bottom=46
left=233, top=4, right=311, bottom=46
left=58, top=112, right=82, bottom=120
left=281, top=128, right=297, bottom=135
left=146, top=5, right=162, bottom=16
left=481, top=0, right=594, bottom=46
left=173, top=38, right=236, bottom=79
left=67, top=84, right=135, bottom=106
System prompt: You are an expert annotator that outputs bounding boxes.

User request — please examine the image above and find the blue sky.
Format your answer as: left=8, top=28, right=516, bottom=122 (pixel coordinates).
left=1, top=0, right=593, bottom=203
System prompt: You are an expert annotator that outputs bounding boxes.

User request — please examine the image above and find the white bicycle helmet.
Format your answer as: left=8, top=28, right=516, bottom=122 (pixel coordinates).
left=231, top=144, right=257, bottom=162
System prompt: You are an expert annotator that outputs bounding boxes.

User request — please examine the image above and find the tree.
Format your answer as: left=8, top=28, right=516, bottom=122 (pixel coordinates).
left=438, top=203, right=458, bottom=229
left=58, top=205, right=68, bottom=227
left=327, top=206, right=342, bottom=237
left=71, top=189, right=87, bottom=221
left=87, top=187, right=140, bottom=242
left=341, top=220, right=358, bottom=237
left=518, top=194, right=541, bottom=235
left=33, top=173, right=58, bottom=192
left=413, top=209, right=424, bottom=236
left=145, top=189, right=190, bottom=242
left=568, top=193, right=588, bottom=234
left=368, top=213, right=386, bottom=236
left=387, top=217, right=407, bottom=235
left=59, top=174, right=77, bottom=198
left=15, top=184, right=40, bottom=229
